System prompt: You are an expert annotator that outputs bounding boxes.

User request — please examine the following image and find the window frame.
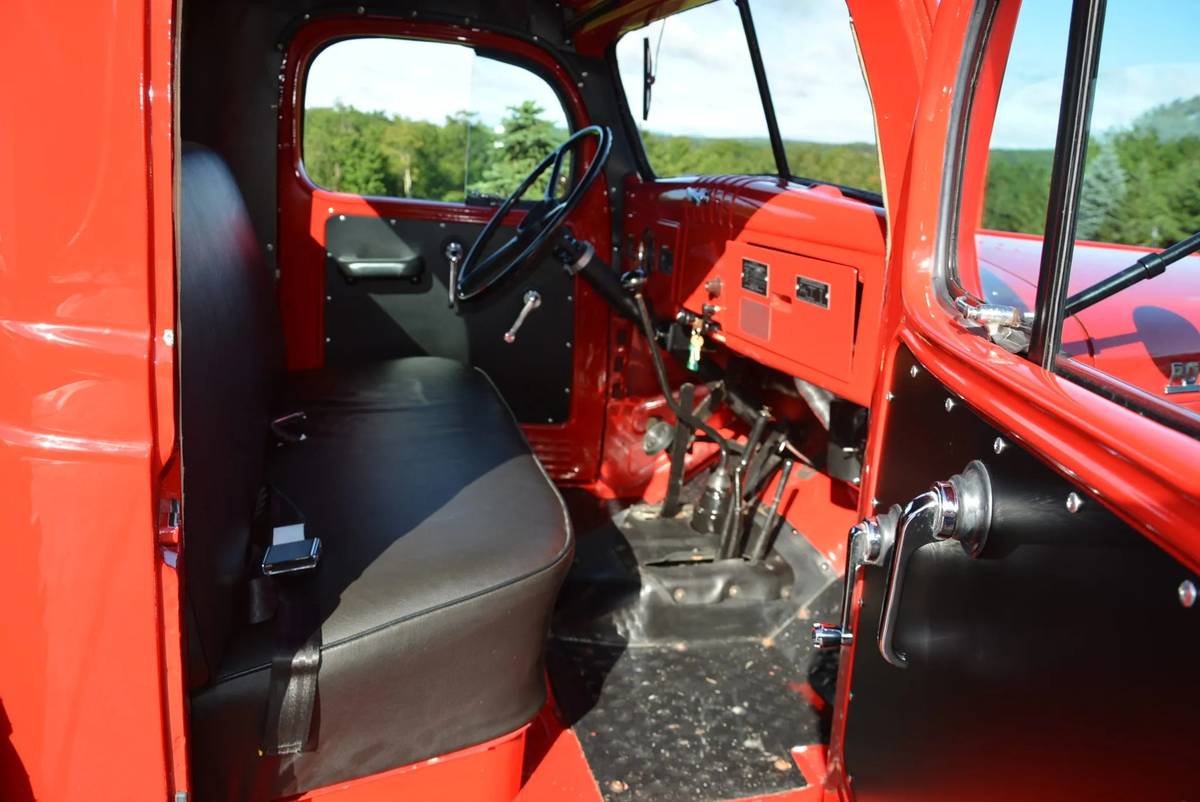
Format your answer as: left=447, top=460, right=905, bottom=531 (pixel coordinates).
left=297, top=33, right=581, bottom=208
left=942, top=0, right=1200, bottom=439
left=605, top=0, right=884, bottom=204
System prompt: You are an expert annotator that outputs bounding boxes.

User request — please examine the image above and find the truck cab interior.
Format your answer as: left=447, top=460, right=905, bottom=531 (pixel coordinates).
left=171, top=1, right=1200, bottom=801
left=180, top=1, right=884, bottom=798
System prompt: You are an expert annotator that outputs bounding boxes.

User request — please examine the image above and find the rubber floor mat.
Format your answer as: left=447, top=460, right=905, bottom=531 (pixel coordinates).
left=549, top=632, right=825, bottom=802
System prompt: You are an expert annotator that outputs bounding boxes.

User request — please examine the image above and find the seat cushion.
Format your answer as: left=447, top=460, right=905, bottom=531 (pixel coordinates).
left=190, top=357, right=572, bottom=800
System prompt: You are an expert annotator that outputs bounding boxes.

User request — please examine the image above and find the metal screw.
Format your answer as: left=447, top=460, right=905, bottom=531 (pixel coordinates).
left=728, top=585, right=740, bottom=598
left=885, top=392, right=895, bottom=402
left=162, top=329, right=175, bottom=347
left=1065, top=492, right=1083, bottom=513
left=1179, top=580, right=1197, bottom=608
left=944, top=397, right=956, bottom=412
left=673, top=588, right=686, bottom=602
left=993, top=437, right=1007, bottom=454
left=909, top=365, right=919, bottom=378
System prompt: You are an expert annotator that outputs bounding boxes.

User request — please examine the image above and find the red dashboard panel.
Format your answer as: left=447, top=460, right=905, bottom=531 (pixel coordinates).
left=623, top=176, right=888, bottom=406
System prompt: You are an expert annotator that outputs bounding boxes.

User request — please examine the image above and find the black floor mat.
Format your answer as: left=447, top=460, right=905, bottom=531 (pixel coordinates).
left=549, top=619, right=829, bottom=802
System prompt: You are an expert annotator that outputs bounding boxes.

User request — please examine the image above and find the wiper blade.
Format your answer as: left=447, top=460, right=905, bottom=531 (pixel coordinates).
left=1065, top=229, right=1200, bottom=317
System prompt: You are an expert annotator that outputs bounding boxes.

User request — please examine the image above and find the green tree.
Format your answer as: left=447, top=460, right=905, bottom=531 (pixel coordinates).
left=469, top=101, right=562, bottom=198
left=1077, top=142, right=1127, bottom=241
left=303, top=104, right=394, bottom=196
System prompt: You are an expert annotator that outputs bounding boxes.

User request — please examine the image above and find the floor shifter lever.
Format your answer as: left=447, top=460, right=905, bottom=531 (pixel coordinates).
left=504, top=290, right=542, bottom=343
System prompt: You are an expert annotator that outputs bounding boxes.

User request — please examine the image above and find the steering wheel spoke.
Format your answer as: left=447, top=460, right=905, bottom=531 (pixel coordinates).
left=455, top=125, right=612, bottom=301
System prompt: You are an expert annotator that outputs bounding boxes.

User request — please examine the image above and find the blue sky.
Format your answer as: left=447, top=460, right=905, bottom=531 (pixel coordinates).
left=306, top=0, right=1199, bottom=149
left=994, top=0, right=1200, bottom=148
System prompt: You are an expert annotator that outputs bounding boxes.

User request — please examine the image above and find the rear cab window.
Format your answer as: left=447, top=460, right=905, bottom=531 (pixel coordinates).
left=613, top=0, right=880, bottom=195
left=303, top=37, right=572, bottom=204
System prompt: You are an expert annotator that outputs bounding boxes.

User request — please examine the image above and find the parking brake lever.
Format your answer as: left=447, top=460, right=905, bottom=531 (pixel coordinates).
left=504, top=290, right=542, bottom=343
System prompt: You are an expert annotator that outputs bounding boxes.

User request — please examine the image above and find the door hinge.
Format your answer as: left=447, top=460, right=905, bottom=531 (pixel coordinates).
left=955, top=296, right=1032, bottom=354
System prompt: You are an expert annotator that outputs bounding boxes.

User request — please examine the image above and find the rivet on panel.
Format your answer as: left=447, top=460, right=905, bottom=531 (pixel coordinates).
left=1179, top=580, right=1197, bottom=608
left=909, top=365, right=919, bottom=378
left=944, top=397, right=956, bottom=412
left=885, top=392, right=894, bottom=402
left=1065, top=492, right=1083, bottom=513
left=993, top=437, right=1007, bottom=454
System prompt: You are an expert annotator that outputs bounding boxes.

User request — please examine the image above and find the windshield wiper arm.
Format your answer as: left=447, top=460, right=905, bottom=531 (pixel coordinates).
left=1065, top=230, right=1200, bottom=317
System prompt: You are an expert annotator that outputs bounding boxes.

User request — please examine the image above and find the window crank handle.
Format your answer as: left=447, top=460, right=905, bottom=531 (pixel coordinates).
left=445, top=240, right=465, bottom=309
left=504, top=290, right=542, bottom=343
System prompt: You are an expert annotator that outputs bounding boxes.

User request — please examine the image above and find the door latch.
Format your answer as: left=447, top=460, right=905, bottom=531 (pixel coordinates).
left=504, top=290, right=542, bottom=344
left=877, top=460, right=992, bottom=668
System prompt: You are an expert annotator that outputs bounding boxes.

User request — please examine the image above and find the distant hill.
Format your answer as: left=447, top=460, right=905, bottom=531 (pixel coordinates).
left=1130, top=95, right=1200, bottom=142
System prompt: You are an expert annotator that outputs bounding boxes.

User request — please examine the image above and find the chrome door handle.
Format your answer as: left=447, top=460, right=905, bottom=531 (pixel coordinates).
left=812, top=508, right=899, bottom=650
left=504, top=290, right=542, bottom=344
left=877, top=460, right=992, bottom=668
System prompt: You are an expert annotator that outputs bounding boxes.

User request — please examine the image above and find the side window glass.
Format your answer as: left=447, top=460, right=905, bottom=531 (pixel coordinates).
left=303, top=38, right=571, bottom=203
left=1059, top=0, right=1200, bottom=405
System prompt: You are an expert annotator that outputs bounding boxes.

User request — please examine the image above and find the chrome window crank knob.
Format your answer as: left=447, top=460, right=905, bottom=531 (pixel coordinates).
left=812, top=511, right=899, bottom=651
left=504, top=290, right=542, bottom=344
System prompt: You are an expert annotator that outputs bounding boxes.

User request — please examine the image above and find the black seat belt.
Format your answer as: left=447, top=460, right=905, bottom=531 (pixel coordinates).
left=254, top=483, right=323, bottom=756
left=260, top=574, right=321, bottom=755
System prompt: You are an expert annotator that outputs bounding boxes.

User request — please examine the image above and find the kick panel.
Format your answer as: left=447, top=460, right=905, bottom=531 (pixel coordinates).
left=324, top=214, right=574, bottom=423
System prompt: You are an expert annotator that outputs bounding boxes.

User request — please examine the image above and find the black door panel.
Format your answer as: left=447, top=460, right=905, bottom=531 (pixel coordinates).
left=324, top=214, right=574, bottom=423
left=842, top=345, right=1200, bottom=801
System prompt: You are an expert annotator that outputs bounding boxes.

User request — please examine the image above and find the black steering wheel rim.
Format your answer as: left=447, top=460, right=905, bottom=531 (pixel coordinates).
left=456, top=124, right=613, bottom=301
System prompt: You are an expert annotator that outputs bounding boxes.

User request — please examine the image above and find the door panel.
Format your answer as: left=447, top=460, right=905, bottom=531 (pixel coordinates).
left=324, top=214, right=574, bottom=423
left=840, top=345, right=1200, bottom=801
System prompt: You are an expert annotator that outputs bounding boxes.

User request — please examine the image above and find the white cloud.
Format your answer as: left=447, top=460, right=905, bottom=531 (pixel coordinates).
left=307, top=0, right=875, bottom=144
left=616, top=0, right=876, bottom=143
left=305, top=38, right=566, bottom=128
left=992, top=62, right=1200, bottom=149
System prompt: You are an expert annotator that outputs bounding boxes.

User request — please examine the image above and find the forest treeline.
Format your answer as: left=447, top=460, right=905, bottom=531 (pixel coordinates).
left=304, top=96, right=1200, bottom=249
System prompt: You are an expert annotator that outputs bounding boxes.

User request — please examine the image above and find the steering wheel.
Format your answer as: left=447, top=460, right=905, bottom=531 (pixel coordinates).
left=456, top=124, right=613, bottom=301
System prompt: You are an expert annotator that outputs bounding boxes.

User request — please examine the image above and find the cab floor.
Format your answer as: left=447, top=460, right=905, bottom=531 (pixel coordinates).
left=548, top=492, right=839, bottom=802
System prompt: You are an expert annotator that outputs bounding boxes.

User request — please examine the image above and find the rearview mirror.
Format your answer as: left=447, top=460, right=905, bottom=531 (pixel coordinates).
left=642, top=36, right=653, bottom=121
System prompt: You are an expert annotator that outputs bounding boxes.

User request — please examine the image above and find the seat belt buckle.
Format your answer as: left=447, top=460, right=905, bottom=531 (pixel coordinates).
left=262, top=530, right=322, bottom=576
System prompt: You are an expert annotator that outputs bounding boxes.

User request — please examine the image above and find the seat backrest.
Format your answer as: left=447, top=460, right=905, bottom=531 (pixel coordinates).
left=179, top=144, right=284, bottom=683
